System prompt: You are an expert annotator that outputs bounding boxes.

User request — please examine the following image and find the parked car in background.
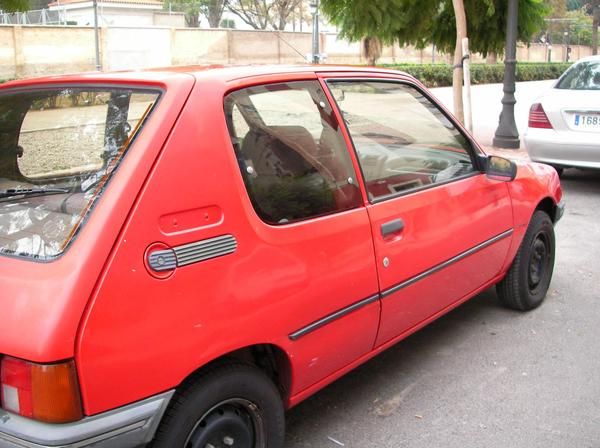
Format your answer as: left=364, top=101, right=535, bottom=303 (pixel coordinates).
left=525, top=55, right=600, bottom=176
left=0, top=66, right=563, bottom=448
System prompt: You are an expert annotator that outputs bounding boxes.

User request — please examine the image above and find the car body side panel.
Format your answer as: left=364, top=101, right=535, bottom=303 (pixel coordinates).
left=0, top=74, right=195, bottom=362
left=76, top=75, right=381, bottom=416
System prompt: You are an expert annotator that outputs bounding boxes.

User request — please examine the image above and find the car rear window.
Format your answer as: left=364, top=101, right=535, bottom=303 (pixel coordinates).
left=556, top=61, right=600, bottom=90
left=0, top=87, right=160, bottom=260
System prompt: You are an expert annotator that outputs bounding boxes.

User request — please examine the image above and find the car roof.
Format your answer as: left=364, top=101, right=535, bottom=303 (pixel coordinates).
left=1, top=64, right=413, bottom=89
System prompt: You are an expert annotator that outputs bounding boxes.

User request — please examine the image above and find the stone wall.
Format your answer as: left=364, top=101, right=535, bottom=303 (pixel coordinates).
left=0, top=24, right=593, bottom=80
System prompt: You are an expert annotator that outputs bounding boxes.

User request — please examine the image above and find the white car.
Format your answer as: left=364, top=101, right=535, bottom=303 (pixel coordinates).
left=524, top=55, right=600, bottom=175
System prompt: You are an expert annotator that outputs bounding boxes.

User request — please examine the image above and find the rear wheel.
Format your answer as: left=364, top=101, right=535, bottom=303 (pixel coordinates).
left=152, top=362, right=285, bottom=448
left=497, top=210, right=555, bottom=311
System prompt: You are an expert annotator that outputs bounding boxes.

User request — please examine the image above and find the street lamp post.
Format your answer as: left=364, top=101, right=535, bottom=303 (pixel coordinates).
left=310, top=0, right=319, bottom=64
left=93, top=0, right=101, bottom=71
left=493, top=0, right=520, bottom=149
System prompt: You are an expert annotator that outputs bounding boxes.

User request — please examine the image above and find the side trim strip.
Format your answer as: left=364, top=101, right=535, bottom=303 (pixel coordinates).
left=288, top=229, right=513, bottom=341
left=289, top=294, right=380, bottom=341
left=381, top=228, right=514, bottom=299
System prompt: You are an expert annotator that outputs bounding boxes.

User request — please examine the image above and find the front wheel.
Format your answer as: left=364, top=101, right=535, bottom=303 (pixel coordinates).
left=152, top=362, right=285, bottom=448
left=497, top=210, right=555, bottom=311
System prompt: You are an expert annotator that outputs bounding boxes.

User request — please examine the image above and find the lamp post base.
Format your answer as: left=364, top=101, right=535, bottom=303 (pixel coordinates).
left=493, top=135, right=520, bottom=149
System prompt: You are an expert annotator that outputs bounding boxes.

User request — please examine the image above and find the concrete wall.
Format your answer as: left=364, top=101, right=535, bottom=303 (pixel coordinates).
left=0, top=24, right=593, bottom=80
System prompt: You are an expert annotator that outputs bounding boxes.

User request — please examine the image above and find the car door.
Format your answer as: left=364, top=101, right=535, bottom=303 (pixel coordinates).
left=323, top=76, right=514, bottom=347
left=222, top=79, right=382, bottom=392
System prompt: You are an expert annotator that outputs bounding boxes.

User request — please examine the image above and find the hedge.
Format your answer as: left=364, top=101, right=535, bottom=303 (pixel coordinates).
left=380, top=62, right=572, bottom=88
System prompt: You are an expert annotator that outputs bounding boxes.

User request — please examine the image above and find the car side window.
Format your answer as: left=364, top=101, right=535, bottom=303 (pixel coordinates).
left=224, top=81, right=362, bottom=225
left=327, top=80, right=476, bottom=202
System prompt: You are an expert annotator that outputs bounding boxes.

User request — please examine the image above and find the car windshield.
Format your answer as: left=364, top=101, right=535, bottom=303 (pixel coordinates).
left=0, top=87, right=160, bottom=260
left=555, top=61, right=600, bottom=90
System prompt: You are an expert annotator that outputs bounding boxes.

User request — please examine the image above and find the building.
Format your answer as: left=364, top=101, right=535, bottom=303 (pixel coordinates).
left=47, top=0, right=183, bottom=27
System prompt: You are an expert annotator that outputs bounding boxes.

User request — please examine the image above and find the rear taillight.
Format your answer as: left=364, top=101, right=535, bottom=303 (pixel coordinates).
left=0, top=357, right=83, bottom=423
left=528, top=103, right=553, bottom=129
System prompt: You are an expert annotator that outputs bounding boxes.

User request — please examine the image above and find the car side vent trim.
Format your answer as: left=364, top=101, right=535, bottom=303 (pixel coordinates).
left=147, top=235, right=237, bottom=272
left=174, top=235, right=238, bottom=267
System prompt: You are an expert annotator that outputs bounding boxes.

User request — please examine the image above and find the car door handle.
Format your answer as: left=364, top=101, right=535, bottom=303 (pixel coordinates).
left=381, top=218, right=405, bottom=237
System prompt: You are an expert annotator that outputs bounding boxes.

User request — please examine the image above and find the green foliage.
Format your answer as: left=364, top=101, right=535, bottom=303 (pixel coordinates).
left=321, top=0, right=550, bottom=57
left=544, top=9, right=594, bottom=47
left=0, top=0, right=28, bottom=11
left=380, top=62, right=573, bottom=87
left=220, top=18, right=236, bottom=28
left=547, top=0, right=567, bottom=18
left=567, top=0, right=586, bottom=11
left=166, top=0, right=201, bottom=27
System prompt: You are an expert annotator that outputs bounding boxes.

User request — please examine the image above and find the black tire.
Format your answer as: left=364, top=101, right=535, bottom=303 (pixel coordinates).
left=496, top=210, right=555, bottom=311
left=152, top=362, right=285, bottom=448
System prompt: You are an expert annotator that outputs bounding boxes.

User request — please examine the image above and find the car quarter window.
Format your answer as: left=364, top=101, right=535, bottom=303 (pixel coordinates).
left=224, top=80, right=362, bottom=225
left=327, top=80, right=476, bottom=202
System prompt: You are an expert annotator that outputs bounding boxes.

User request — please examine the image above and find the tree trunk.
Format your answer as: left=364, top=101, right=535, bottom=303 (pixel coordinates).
left=593, top=0, right=599, bottom=56
left=363, top=36, right=382, bottom=66
left=452, top=0, right=467, bottom=123
left=207, top=1, right=225, bottom=28
left=186, top=13, right=199, bottom=28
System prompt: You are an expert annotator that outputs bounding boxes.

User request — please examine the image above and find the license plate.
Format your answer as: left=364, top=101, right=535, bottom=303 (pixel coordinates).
left=574, top=114, right=600, bottom=129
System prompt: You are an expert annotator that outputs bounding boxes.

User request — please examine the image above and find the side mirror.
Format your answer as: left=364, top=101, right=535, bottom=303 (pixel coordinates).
left=481, top=155, right=517, bottom=181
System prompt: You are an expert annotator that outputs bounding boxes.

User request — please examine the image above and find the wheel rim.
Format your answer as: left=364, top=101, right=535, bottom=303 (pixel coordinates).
left=184, top=399, right=265, bottom=448
left=528, top=231, right=551, bottom=293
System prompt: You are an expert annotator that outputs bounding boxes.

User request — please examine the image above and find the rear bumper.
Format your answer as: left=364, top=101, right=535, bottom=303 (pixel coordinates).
left=524, top=128, right=600, bottom=169
left=0, top=390, right=173, bottom=448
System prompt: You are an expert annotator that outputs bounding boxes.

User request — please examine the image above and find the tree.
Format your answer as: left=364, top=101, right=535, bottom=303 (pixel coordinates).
left=167, top=0, right=225, bottom=27
left=226, top=0, right=302, bottom=30
left=363, top=36, right=382, bottom=66
left=167, top=0, right=201, bottom=27
left=593, top=0, right=599, bottom=54
left=567, top=0, right=585, bottom=11
left=321, top=0, right=549, bottom=121
left=549, top=0, right=567, bottom=17
left=322, top=0, right=547, bottom=55
left=201, top=0, right=226, bottom=27
left=451, top=0, right=467, bottom=123
left=0, top=0, right=27, bottom=11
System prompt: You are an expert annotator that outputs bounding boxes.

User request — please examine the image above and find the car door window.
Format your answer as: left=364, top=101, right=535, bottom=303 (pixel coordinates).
left=327, top=80, right=476, bottom=202
left=224, top=81, right=362, bottom=224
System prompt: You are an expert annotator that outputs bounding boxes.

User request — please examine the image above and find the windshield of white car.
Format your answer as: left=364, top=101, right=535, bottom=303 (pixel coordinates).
left=556, top=61, right=600, bottom=90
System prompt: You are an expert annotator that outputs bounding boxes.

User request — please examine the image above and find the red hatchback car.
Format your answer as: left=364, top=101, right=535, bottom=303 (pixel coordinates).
left=0, top=66, right=562, bottom=448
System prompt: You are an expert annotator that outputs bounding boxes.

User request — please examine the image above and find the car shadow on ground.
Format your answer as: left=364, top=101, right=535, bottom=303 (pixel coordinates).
left=284, top=288, right=517, bottom=444
left=560, top=168, right=600, bottom=194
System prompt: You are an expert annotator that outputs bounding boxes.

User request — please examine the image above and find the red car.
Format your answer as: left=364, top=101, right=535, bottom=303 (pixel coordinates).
left=0, top=66, right=563, bottom=448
